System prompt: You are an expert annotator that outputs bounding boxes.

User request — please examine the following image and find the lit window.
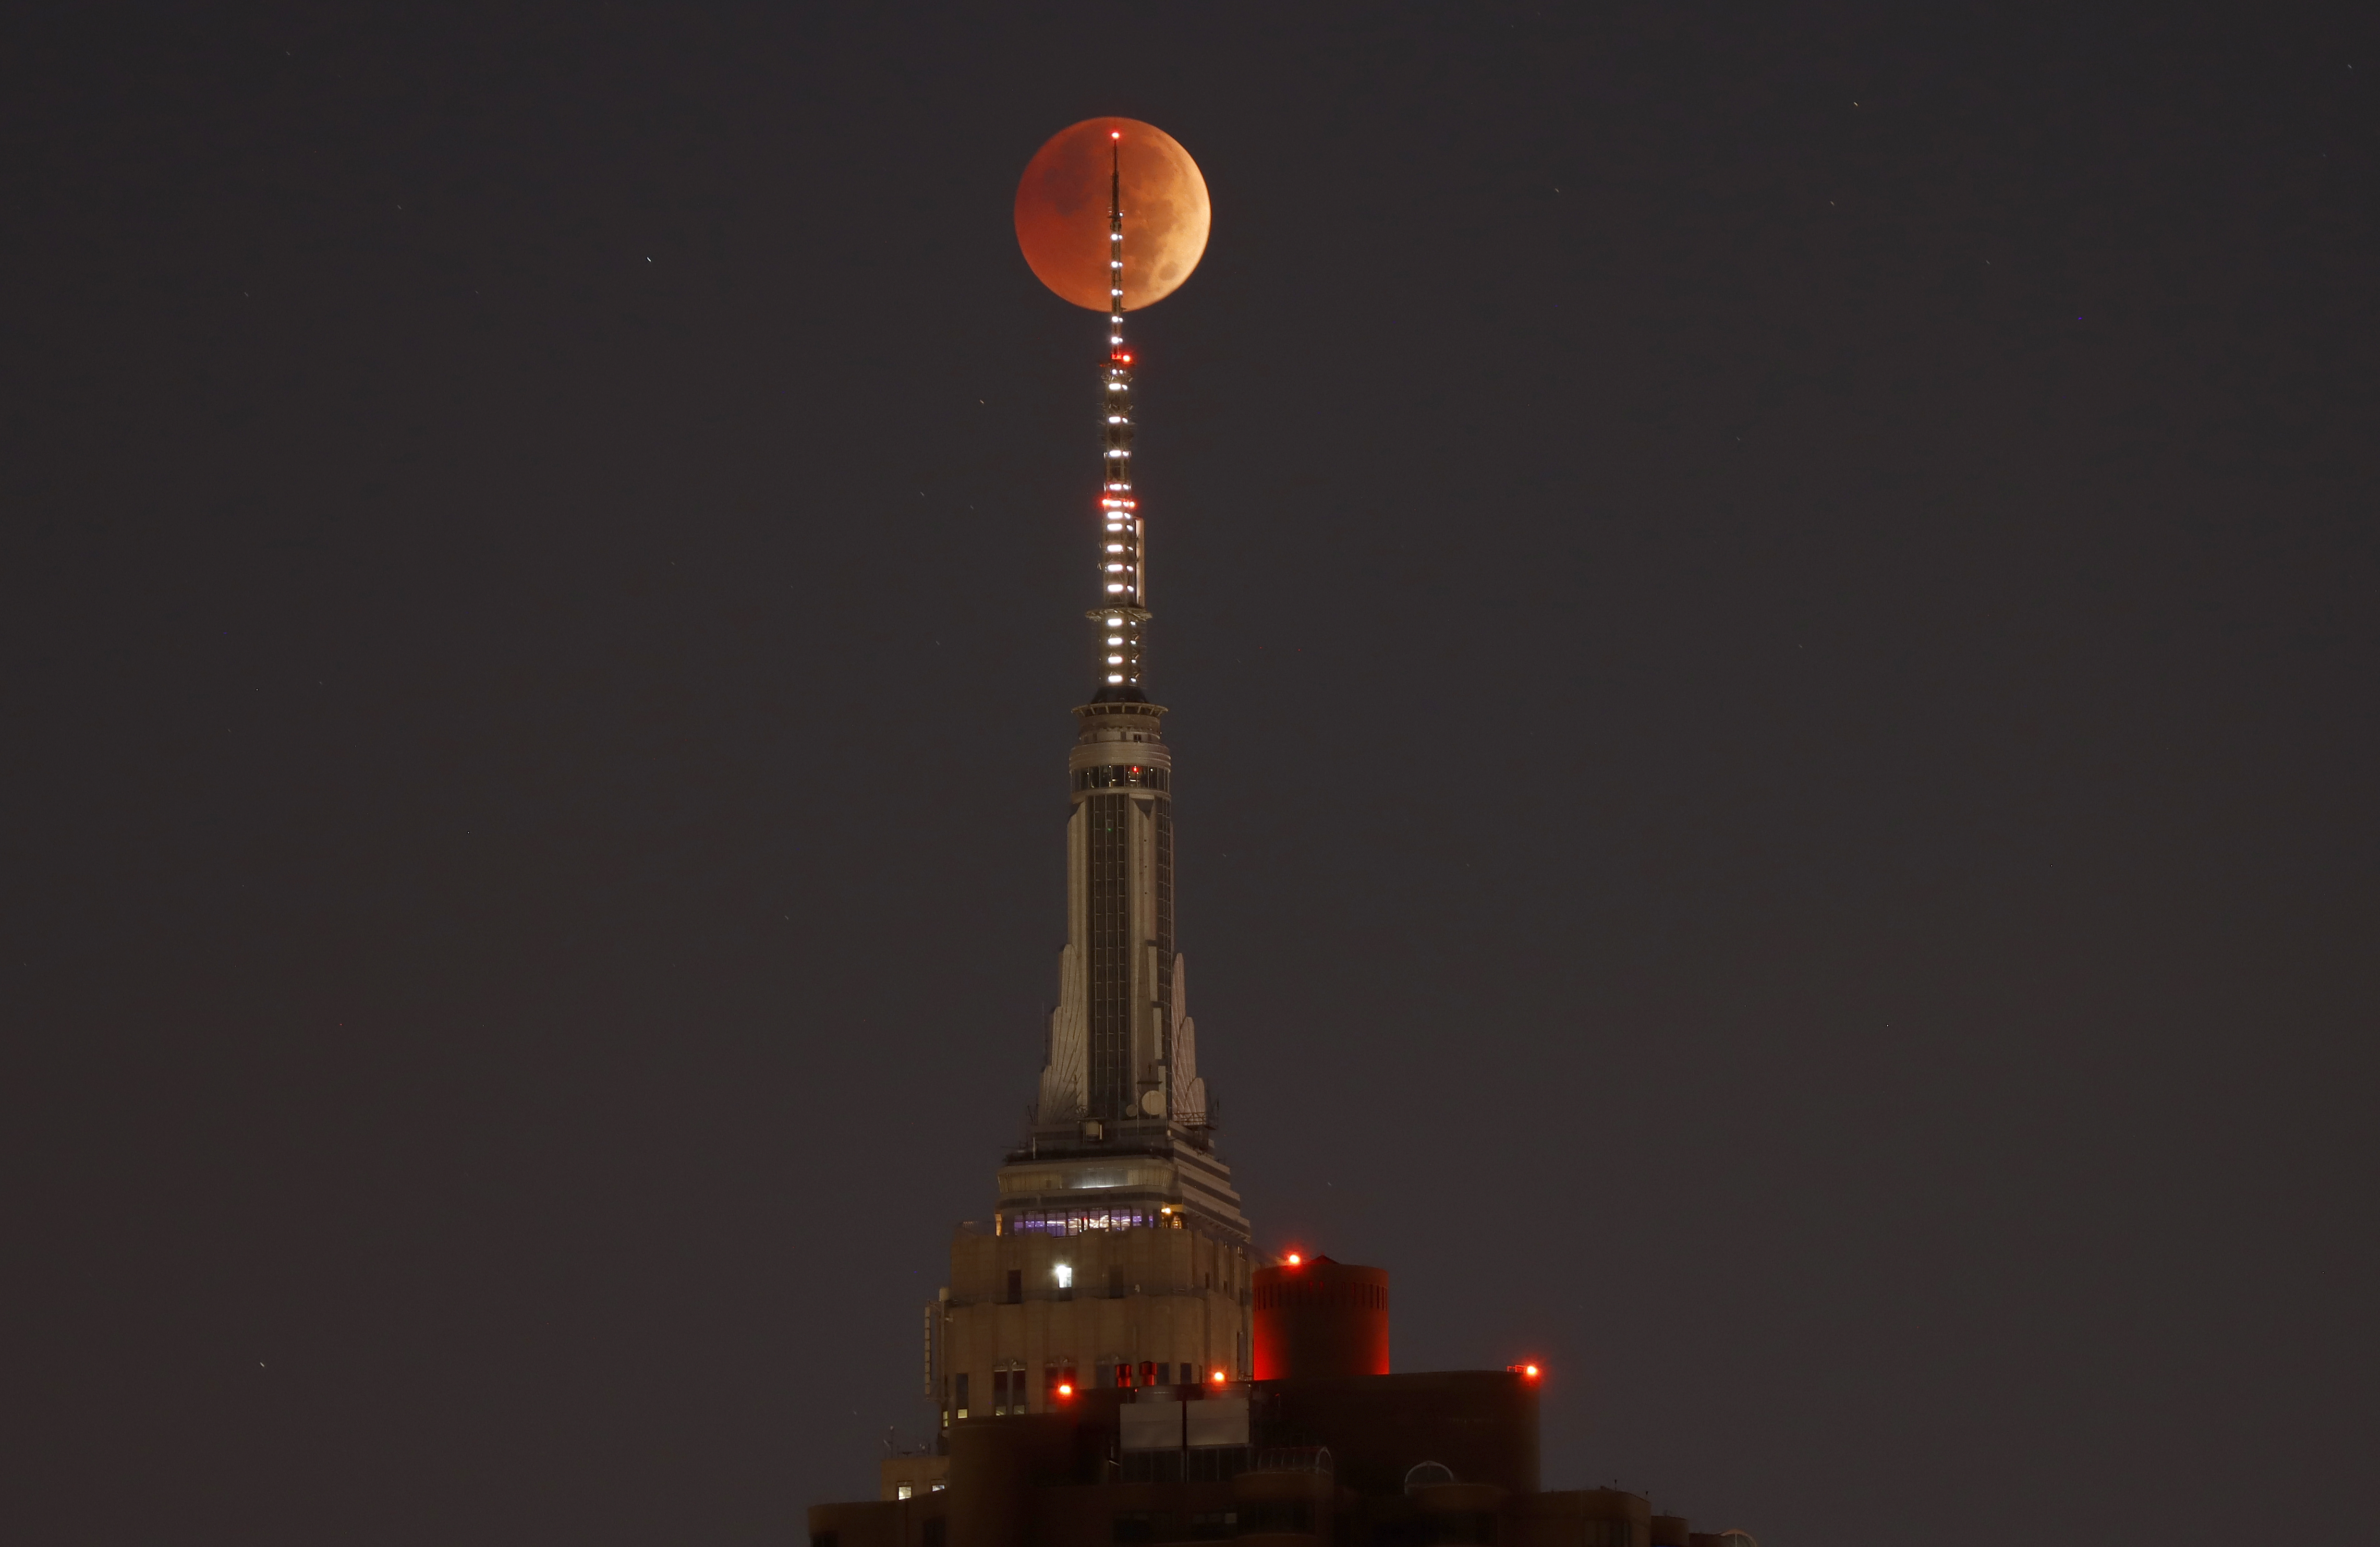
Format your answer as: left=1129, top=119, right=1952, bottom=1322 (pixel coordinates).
left=898, top=1486, right=914, bottom=1500
left=1107, top=583, right=1124, bottom=592
left=1108, top=673, right=1124, bottom=683
left=1107, top=654, right=1123, bottom=664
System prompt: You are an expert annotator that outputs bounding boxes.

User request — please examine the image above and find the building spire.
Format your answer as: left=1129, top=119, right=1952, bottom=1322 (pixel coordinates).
left=1090, top=130, right=1147, bottom=702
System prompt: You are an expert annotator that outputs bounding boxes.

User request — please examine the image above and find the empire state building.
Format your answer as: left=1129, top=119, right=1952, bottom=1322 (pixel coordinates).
left=823, top=123, right=1763, bottom=1547
left=934, top=131, right=1253, bottom=1432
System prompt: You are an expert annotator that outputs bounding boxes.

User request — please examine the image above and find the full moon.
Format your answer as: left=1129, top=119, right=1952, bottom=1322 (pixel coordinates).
left=1015, top=118, right=1210, bottom=311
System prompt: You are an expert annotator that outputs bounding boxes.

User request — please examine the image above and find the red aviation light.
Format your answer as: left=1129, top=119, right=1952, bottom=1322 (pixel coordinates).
left=1506, top=1362, right=1544, bottom=1380
left=1210, top=1370, right=1226, bottom=1385
left=1284, top=1252, right=1302, bottom=1267
left=1056, top=1382, right=1074, bottom=1400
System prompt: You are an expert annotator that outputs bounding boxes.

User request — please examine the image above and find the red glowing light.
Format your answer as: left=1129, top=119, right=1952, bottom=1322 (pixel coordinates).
left=1111, top=131, right=1121, bottom=140
left=1507, top=1361, right=1544, bottom=1379
left=1057, top=1382, right=1074, bottom=1398
left=1526, top=1364, right=1541, bottom=1378
left=1210, top=1370, right=1226, bottom=1384
left=1285, top=1253, right=1302, bottom=1267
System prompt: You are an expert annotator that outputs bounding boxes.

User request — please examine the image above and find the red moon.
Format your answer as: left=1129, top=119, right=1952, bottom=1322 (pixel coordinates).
left=1015, top=118, right=1210, bottom=311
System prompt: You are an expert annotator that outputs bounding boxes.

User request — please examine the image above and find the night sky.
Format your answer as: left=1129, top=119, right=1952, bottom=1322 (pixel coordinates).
left=8, top=6, right=2374, bottom=1545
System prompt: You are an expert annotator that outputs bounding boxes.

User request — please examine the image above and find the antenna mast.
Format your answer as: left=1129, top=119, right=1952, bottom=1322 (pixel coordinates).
left=1089, top=131, right=1146, bottom=701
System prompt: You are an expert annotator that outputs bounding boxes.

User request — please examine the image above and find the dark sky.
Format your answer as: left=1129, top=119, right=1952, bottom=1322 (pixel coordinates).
left=7, top=5, right=2374, bottom=1544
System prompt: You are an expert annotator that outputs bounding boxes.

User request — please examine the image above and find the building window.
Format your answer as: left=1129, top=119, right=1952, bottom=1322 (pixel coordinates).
left=1004, top=1206, right=1167, bottom=1236
left=1073, top=764, right=1169, bottom=793
left=897, top=1485, right=914, bottom=1500
left=1006, top=1269, right=1023, bottom=1304
left=955, top=1374, right=969, bottom=1417
left=1108, top=1265, right=1126, bottom=1298
left=923, top=1521, right=946, bottom=1547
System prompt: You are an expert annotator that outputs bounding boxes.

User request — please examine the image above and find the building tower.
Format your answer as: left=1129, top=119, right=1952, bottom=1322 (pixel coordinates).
left=934, top=138, right=1253, bottom=1436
